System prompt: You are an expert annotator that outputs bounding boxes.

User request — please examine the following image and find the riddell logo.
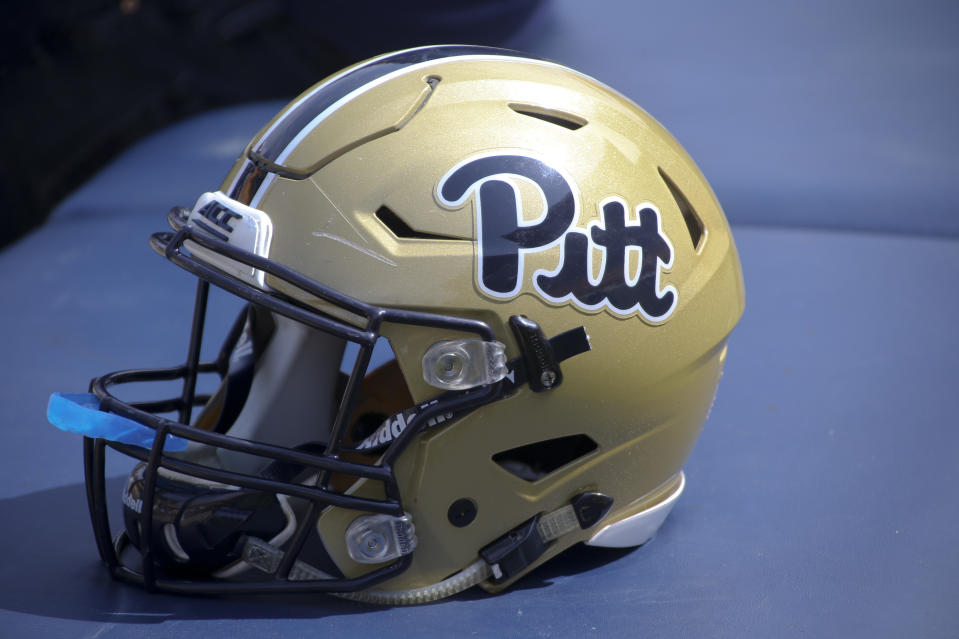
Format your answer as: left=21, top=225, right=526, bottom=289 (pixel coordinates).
left=437, top=153, right=677, bottom=322
left=122, top=484, right=143, bottom=514
left=356, top=399, right=453, bottom=451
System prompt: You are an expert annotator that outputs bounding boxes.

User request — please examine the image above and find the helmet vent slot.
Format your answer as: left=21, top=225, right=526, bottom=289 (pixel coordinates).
left=508, top=103, right=587, bottom=131
left=492, top=434, right=598, bottom=482
left=658, top=168, right=705, bottom=250
left=374, top=206, right=462, bottom=241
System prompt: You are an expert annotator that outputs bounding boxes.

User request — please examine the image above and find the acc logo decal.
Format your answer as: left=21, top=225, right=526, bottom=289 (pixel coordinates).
left=437, top=153, right=677, bottom=322
left=186, top=191, right=274, bottom=286
left=191, top=198, right=243, bottom=240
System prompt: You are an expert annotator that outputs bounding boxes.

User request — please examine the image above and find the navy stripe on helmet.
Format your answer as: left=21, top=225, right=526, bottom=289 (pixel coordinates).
left=251, top=45, right=540, bottom=164
left=227, top=160, right=267, bottom=204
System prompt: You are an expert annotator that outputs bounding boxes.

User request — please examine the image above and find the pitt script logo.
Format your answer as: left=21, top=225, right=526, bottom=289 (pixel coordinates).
left=437, top=154, right=677, bottom=322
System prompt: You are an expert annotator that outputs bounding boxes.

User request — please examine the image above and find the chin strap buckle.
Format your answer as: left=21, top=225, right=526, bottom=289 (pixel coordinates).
left=479, top=514, right=547, bottom=583
left=508, top=316, right=591, bottom=392
left=479, top=492, right=614, bottom=584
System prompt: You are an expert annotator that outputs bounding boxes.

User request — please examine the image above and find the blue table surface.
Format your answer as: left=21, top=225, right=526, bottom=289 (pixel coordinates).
left=2, top=1, right=958, bottom=636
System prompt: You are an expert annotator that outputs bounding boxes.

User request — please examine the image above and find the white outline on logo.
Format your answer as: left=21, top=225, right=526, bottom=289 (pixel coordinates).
left=437, top=152, right=677, bottom=322
left=436, top=151, right=580, bottom=300
left=533, top=196, right=677, bottom=322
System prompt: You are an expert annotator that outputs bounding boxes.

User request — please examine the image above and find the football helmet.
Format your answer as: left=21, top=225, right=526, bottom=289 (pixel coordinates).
left=49, top=45, right=744, bottom=604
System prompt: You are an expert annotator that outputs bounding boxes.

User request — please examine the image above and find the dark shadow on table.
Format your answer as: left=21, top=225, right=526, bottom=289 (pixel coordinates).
left=0, top=478, right=637, bottom=620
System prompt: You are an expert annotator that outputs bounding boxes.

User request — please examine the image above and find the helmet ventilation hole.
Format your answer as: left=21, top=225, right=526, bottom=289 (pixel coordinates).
left=658, top=167, right=706, bottom=251
left=492, top=434, right=598, bottom=482
left=508, top=103, right=587, bottom=131
left=374, top=206, right=461, bottom=241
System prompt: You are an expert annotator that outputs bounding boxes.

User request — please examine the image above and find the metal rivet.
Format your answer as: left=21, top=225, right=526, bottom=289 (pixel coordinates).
left=540, top=369, right=557, bottom=388
left=436, top=353, right=464, bottom=380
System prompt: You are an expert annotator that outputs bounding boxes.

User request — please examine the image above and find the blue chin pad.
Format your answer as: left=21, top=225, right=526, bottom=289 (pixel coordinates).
left=47, top=393, right=189, bottom=452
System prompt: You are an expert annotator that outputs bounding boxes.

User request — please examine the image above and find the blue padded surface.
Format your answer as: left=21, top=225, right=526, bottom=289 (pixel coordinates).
left=3, top=2, right=959, bottom=635
left=519, top=0, right=959, bottom=237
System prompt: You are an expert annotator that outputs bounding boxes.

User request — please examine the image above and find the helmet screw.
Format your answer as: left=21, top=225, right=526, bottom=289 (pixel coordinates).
left=447, top=498, right=477, bottom=527
left=435, top=353, right=464, bottom=381
left=540, top=369, right=557, bottom=388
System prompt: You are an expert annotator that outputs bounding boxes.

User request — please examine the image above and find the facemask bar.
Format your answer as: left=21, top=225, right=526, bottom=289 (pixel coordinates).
left=83, top=212, right=505, bottom=595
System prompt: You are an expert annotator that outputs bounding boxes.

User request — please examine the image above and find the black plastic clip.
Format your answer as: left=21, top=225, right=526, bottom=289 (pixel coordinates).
left=571, top=492, right=614, bottom=529
left=509, top=315, right=562, bottom=392
left=479, top=514, right=548, bottom=583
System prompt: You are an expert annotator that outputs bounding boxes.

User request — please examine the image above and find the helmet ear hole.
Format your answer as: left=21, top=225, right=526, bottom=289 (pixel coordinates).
left=492, top=434, right=598, bottom=482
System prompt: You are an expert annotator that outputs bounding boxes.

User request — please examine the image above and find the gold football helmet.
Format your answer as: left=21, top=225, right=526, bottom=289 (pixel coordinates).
left=51, top=45, right=744, bottom=604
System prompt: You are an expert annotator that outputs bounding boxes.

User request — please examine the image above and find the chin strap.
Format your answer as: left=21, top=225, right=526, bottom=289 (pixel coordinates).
left=335, top=491, right=611, bottom=605
left=231, top=532, right=491, bottom=605
left=210, top=493, right=298, bottom=579
left=230, top=489, right=614, bottom=605
left=334, top=559, right=493, bottom=606
left=478, top=491, right=613, bottom=584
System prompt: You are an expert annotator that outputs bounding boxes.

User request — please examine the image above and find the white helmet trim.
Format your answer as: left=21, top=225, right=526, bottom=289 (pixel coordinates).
left=585, top=471, right=685, bottom=548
